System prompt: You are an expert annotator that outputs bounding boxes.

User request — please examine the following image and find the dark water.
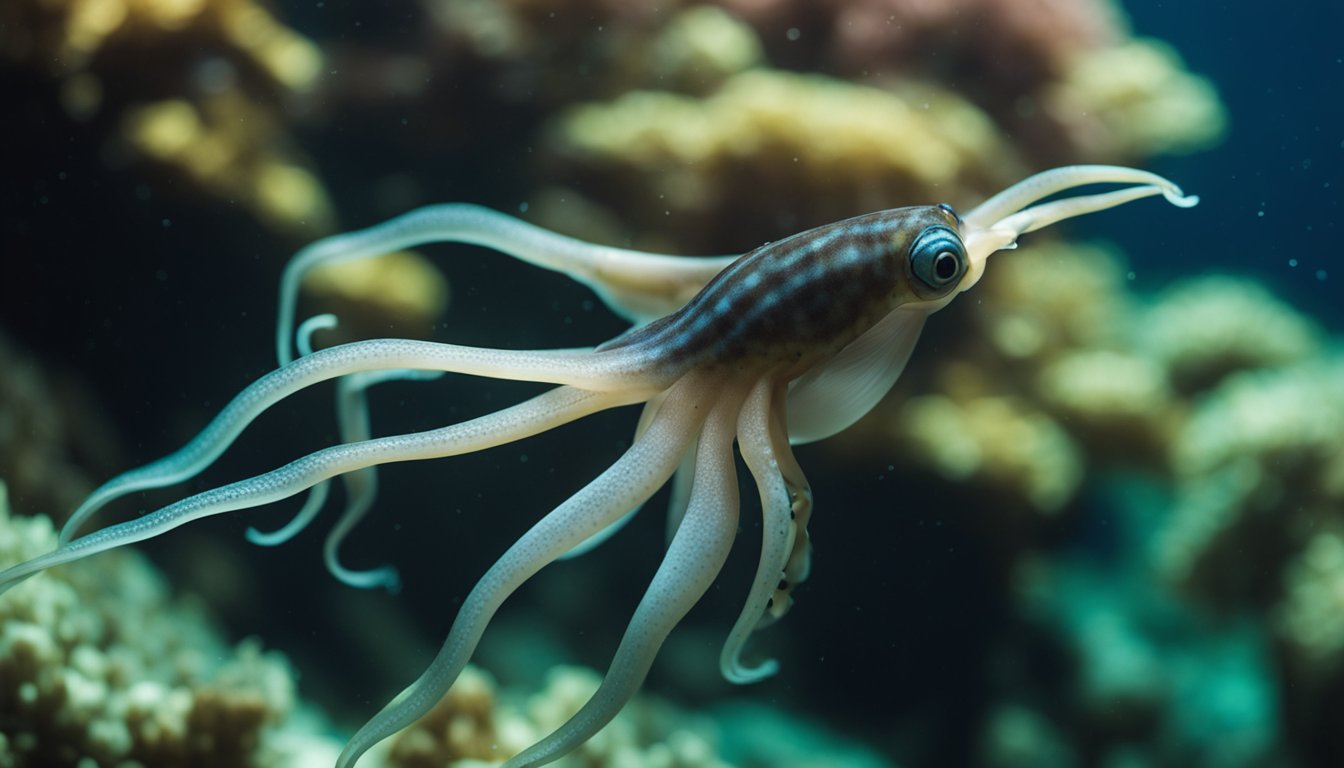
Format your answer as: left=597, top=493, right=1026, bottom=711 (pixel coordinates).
left=1118, top=0, right=1341, bottom=325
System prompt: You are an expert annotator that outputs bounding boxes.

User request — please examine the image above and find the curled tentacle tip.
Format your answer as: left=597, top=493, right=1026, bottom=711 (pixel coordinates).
left=727, top=659, right=780, bottom=685
left=333, top=565, right=401, bottom=593
left=244, top=526, right=278, bottom=546
left=1163, top=187, right=1200, bottom=208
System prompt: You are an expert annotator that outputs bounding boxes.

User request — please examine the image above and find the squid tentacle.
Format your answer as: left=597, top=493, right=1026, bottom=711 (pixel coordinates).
left=557, top=394, right=666, bottom=561
left=501, top=382, right=746, bottom=768
left=2, top=385, right=642, bottom=596
left=963, top=165, right=1197, bottom=229
left=334, top=372, right=717, bottom=768
left=721, top=376, right=793, bottom=683
left=248, top=313, right=444, bottom=589
left=771, top=380, right=814, bottom=607
left=277, top=203, right=738, bottom=365
left=59, top=338, right=663, bottom=545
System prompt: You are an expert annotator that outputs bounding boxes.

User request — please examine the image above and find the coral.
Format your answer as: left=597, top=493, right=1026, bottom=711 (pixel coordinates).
left=0, top=0, right=330, bottom=236
left=1007, top=546, right=1283, bottom=768
left=301, top=251, right=451, bottom=344
left=1138, top=275, right=1322, bottom=394
left=1035, top=350, right=1176, bottom=458
left=817, top=0, right=1123, bottom=94
left=385, top=665, right=733, bottom=768
left=550, top=68, right=1015, bottom=250
left=708, top=0, right=1222, bottom=167
left=0, top=483, right=339, bottom=767
left=0, top=0, right=321, bottom=89
left=1042, top=40, right=1227, bottom=162
left=971, top=241, right=1134, bottom=361
left=895, top=394, right=1083, bottom=515
left=1278, top=526, right=1344, bottom=673
left=0, top=331, right=119, bottom=521
left=422, top=2, right=758, bottom=109
left=1156, top=356, right=1344, bottom=600
left=122, top=92, right=334, bottom=235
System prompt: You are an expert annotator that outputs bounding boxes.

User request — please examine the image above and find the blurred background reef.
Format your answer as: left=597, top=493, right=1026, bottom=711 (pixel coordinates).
left=0, top=0, right=1341, bottom=766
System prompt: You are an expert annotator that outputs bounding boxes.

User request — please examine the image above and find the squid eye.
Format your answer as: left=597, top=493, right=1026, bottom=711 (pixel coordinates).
left=909, top=225, right=966, bottom=290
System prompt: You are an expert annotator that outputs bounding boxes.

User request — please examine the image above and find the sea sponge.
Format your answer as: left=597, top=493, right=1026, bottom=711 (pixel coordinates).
left=0, top=482, right=337, bottom=767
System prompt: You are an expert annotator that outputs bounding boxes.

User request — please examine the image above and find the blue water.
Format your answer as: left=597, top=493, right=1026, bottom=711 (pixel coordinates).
left=1114, top=0, right=1341, bottom=326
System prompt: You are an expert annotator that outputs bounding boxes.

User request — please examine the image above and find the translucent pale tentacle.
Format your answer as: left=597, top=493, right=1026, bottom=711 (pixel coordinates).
left=245, top=480, right=330, bottom=547
left=786, top=306, right=928, bottom=444
left=662, top=445, right=697, bottom=548
left=278, top=204, right=737, bottom=364
left=318, top=371, right=429, bottom=591
left=244, top=312, right=344, bottom=548
left=250, top=312, right=443, bottom=589
left=771, top=383, right=814, bottom=597
left=990, top=185, right=1196, bottom=240
left=557, top=397, right=664, bottom=561
left=334, top=373, right=716, bottom=768
left=721, top=377, right=792, bottom=683
left=5, top=386, right=642, bottom=596
left=501, top=385, right=744, bottom=768
left=615, top=389, right=701, bottom=549
left=963, top=165, right=1197, bottom=229
left=245, top=369, right=438, bottom=549
left=59, top=339, right=659, bottom=545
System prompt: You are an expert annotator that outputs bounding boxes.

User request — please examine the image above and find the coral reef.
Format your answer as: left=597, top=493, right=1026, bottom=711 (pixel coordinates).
left=0, top=483, right=339, bottom=767
left=385, top=665, right=733, bottom=768
left=836, top=235, right=1344, bottom=764
left=1041, top=39, right=1228, bottom=163
left=0, top=1, right=1270, bottom=766
left=301, top=251, right=451, bottom=345
left=0, top=331, right=120, bottom=521
left=548, top=68, right=1014, bottom=250
left=0, top=0, right=330, bottom=236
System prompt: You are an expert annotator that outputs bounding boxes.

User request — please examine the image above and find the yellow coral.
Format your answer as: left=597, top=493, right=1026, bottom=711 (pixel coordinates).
left=555, top=68, right=1015, bottom=226
left=55, top=0, right=320, bottom=91
left=898, top=394, right=1083, bottom=514
left=974, top=241, right=1133, bottom=360
left=384, top=664, right=733, bottom=768
left=647, top=6, right=764, bottom=94
left=1279, top=528, right=1344, bottom=670
left=301, top=250, right=451, bottom=341
left=1139, top=276, right=1322, bottom=392
left=1046, top=39, right=1226, bottom=160
left=1157, top=357, right=1344, bottom=585
left=123, top=94, right=335, bottom=236
left=0, top=481, right=337, bottom=766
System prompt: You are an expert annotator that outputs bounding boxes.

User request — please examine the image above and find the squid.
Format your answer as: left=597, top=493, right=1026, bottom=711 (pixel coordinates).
left=0, top=165, right=1196, bottom=767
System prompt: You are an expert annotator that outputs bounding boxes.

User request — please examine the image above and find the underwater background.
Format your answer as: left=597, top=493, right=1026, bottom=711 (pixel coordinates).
left=0, top=0, right=1341, bottom=766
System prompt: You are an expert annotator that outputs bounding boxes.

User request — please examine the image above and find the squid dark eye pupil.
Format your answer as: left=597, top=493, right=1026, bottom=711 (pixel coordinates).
left=908, top=224, right=965, bottom=291
left=934, top=251, right=958, bottom=281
